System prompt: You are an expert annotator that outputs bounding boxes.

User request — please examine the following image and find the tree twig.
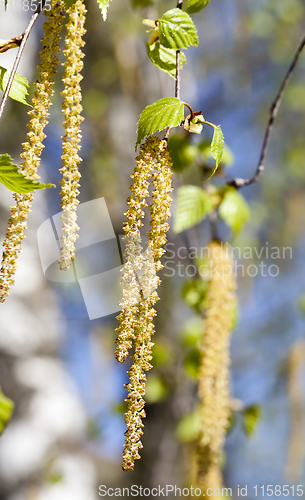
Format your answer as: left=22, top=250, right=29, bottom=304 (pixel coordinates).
left=163, top=0, right=183, bottom=141
left=175, top=0, right=182, bottom=99
left=227, top=34, right=305, bottom=189
left=0, top=3, right=46, bottom=122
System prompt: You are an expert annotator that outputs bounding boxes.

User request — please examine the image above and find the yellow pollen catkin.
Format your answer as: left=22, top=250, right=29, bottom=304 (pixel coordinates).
left=197, top=241, right=236, bottom=489
left=58, top=0, right=86, bottom=271
left=285, top=340, right=305, bottom=481
left=115, top=136, right=173, bottom=471
left=0, top=1, right=65, bottom=302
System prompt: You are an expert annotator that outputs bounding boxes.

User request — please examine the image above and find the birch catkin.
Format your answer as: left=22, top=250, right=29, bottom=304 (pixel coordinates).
left=197, top=241, right=236, bottom=488
left=58, top=0, right=86, bottom=271
left=0, top=1, right=65, bottom=302
left=115, top=136, right=173, bottom=471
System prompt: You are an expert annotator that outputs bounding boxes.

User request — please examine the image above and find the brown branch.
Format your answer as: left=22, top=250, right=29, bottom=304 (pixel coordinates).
left=163, top=0, right=183, bottom=141
left=0, top=2, right=46, bottom=122
left=227, top=34, right=305, bottom=189
left=175, top=0, right=183, bottom=99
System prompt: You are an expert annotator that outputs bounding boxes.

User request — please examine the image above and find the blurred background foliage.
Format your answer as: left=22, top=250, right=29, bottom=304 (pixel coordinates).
left=0, top=0, right=305, bottom=498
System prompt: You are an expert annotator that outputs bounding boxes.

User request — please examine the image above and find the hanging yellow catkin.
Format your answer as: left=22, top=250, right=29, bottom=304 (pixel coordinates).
left=0, top=2, right=65, bottom=302
left=115, top=136, right=173, bottom=471
left=197, top=241, right=236, bottom=489
left=285, top=340, right=305, bottom=481
left=58, top=0, right=86, bottom=271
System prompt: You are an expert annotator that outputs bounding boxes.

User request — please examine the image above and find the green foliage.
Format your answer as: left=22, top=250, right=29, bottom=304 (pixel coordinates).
left=146, top=42, right=186, bottom=78
left=168, top=134, right=198, bottom=171
left=176, top=406, right=201, bottom=442
left=96, top=0, right=112, bottom=20
left=184, top=348, right=201, bottom=379
left=0, top=66, right=29, bottom=106
left=0, top=154, right=54, bottom=194
left=145, top=373, right=169, bottom=403
left=219, top=188, right=250, bottom=234
left=202, top=125, right=224, bottom=181
left=136, top=97, right=184, bottom=148
left=242, top=404, right=262, bottom=437
left=152, top=339, right=173, bottom=367
left=180, top=316, right=203, bottom=346
left=158, top=8, right=198, bottom=50
left=168, top=134, right=233, bottom=174
left=199, top=140, right=234, bottom=167
left=186, top=0, right=210, bottom=14
left=173, top=185, right=215, bottom=233
left=0, top=388, right=14, bottom=435
left=181, top=278, right=208, bottom=312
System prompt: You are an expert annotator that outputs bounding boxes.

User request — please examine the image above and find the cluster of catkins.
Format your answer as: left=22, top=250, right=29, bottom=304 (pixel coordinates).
left=0, top=0, right=86, bottom=302
left=197, top=241, right=236, bottom=489
left=115, top=135, right=173, bottom=471
left=0, top=2, right=238, bottom=484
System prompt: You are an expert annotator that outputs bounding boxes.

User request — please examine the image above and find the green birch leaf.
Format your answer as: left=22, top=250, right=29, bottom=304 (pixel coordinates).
left=219, top=188, right=250, bottom=234
left=146, top=42, right=186, bottom=78
left=184, top=348, right=201, bottom=379
left=187, top=0, right=210, bottom=14
left=242, top=405, right=262, bottom=437
left=158, top=8, right=198, bottom=49
left=0, top=154, right=55, bottom=194
left=136, top=97, right=184, bottom=148
left=176, top=406, right=201, bottom=442
left=181, top=316, right=203, bottom=347
left=0, top=66, right=29, bottom=106
left=181, top=279, right=208, bottom=312
left=199, top=140, right=234, bottom=166
left=202, top=125, right=224, bottom=181
left=96, top=0, right=112, bottom=20
left=0, top=388, right=14, bottom=435
left=173, top=185, right=215, bottom=233
left=145, top=374, right=168, bottom=403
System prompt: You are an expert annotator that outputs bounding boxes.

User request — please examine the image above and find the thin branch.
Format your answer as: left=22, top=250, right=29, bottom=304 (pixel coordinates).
left=228, top=34, right=305, bottom=189
left=0, top=3, right=46, bottom=122
left=175, top=0, right=183, bottom=101
left=175, top=0, right=182, bottom=99
left=175, top=49, right=181, bottom=100
left=183, top=101, right=194, bottom=117
left=163, top=0, right=183, bottom=141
